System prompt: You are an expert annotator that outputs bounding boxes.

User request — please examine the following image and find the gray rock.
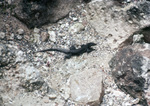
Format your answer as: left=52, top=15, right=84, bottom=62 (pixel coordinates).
left=13, top=0, right=81, bottom=28
left=138, top=26, right=150, bottom=43
left=0, top=44, right=15, bottom=67
left=133, top=34, right=144, bottom=44
left=34, top=34, right=41, bottom=43
left=17, top=28, right=24, bottom=35
left=119, top=26, right=150, bottom=48
left=109, top=44, right=150, bottom=106
left=70, top=68, right=104, bottom=105
left=60, top=85, right=70, bottom=100
left=34, top=28, right=40, bottom=34
left=69, top=23, right=85, bottom=34
left=15, top=50, right=26, bottom=63
left=48, top=31, right=56, bottom=42
left=41, top=31, right=49, bottom=42
left=16, top=35, right=23, bottom=40
left=21, top=65, right=45, bottom=92
left=0, top=96, right=4, bottom=106
left=0, top=32, right=5, bottom=39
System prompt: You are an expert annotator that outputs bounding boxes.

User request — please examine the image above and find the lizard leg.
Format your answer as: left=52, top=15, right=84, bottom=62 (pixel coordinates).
left=87, top=48, right=95, bottom=53
left=64, top=54, right=72, bottom=60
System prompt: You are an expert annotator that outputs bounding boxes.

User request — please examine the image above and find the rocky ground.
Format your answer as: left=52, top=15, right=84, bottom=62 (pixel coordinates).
left=0, top=0, right=150, bottom=106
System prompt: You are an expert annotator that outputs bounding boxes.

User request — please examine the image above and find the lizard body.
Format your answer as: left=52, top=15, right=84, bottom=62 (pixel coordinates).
left=37, top=42, right=96, bottom=59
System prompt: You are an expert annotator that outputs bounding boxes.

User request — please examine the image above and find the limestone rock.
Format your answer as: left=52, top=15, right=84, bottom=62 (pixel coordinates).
left=70, top=68, right=103, bottom=105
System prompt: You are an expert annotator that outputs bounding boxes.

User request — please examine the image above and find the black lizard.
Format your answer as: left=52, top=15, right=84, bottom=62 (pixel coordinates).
left=36, top=42, right=96, bottom=59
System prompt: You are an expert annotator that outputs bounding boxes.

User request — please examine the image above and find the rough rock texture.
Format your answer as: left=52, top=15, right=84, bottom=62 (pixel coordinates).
left=120, top=26, right=150, bottom=47
left=70, top=68, right=104, bottom=105
left=86, top=0, right=150, bottom=49
left=127, top=1, right=150, bottom=21
left=137, top=26, right=150, bottom=43
left=20, top=64, right=45, bottom=92
left=0, top=96, right=4, bottom=106
left=0, top=44, right=15, bottom=68
left=109, top=43, right=150, bottom=106
left=13, top=0, right=81, bottom=28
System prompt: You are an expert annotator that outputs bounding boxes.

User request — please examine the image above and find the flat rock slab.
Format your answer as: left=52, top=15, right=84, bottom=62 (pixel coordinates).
left=70, top=68, right=103, bottom=105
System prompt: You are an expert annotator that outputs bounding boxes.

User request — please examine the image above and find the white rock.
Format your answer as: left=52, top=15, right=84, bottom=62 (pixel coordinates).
left=48, top=31, right=56, bottom=42
left=34, top=34, right=40, bottom=43
left=48, top=93, right=57, bottom=99
left=10, top=33, right=14, bottom=40
left=70, top=68, right=103, bottom=105
left=0, top=32, right=5, bottom=39
left=69, top=23, right=85, bottom=34
left=25, top=65, right=40, bottom=80
left=133, top=34, right=144, bottom=43
left=15, top=50, right=26, bottom=63
left=6, top=0, right=12, bottom=4
left=60, top=85, right=70, bottom=100
left=34, top=28, right=40, bottom=33
left=17, top=28, right=24, bottom=35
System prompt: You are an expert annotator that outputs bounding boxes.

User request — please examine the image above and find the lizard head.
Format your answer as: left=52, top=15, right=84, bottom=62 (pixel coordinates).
left=87, top=42, right=97, bottom=47
left=86, top=42, right=96, bottom=53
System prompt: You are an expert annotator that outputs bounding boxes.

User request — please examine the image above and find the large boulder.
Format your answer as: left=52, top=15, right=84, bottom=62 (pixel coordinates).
left=12, top=0, right=81, bottom=28
left=109, top=43, right=150, bottom=106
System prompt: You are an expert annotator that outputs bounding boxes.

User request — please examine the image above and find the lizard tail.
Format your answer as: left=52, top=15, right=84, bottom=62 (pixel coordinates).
left=36, top=48, right=69, bottom=54
left=37, top=48, right=59, bottom=52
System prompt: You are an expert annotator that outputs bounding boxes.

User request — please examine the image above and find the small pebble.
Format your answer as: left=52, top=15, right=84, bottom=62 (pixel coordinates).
left=48, top=31, right=56, bottom=42
left=0, top=32, right=5, bottom=39
left=41, top=31, right=49, bottom=42
left=17, top=28, right=24, bottom=35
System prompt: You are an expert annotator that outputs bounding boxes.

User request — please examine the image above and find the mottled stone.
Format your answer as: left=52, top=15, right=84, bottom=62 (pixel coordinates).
left=34, top=34, right=40, bottom=43
left=41, top=31, right=49, bottom=42
left=48, top=31, right=56, bottom=42
left=69, top=23, right=85, bottom=34
left=21, top=64, right=44, bottom=92
left=0, top=32, right=5, bottom=39
left=0, top=44, right=15, bottom=67
left=0, top=96, right=4, bottom=106
left=34, top=28, right=40, bottom=34
left=109, top=43, right=150, bottom=106
left=17, top=28, right=24, bottom=35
